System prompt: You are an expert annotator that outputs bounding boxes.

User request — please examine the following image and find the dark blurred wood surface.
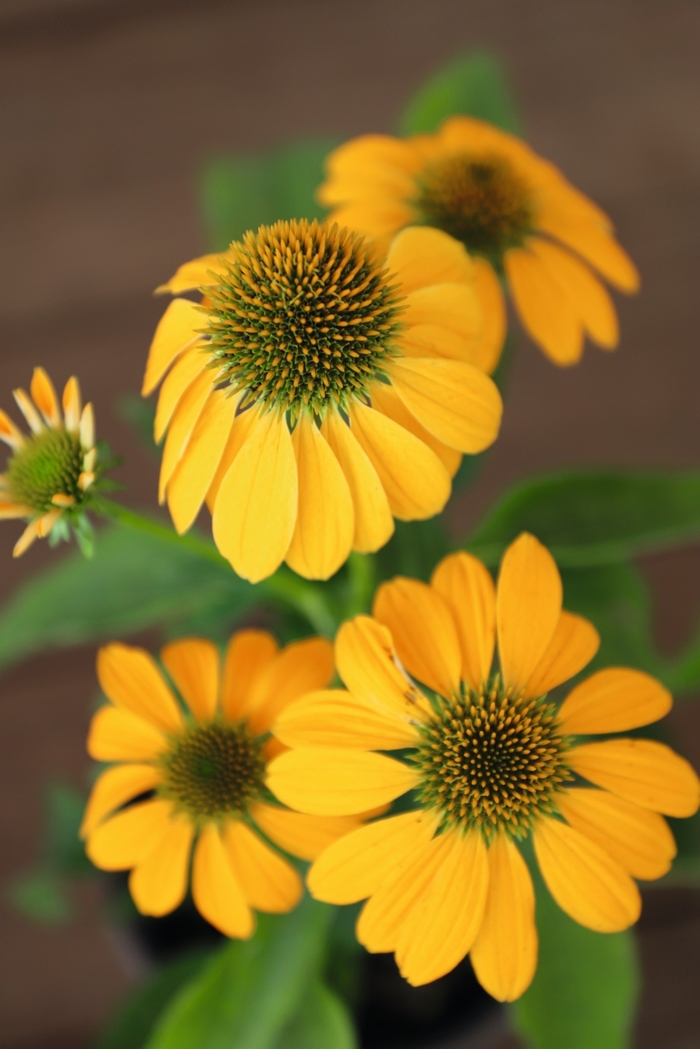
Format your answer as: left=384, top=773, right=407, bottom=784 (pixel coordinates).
left=1, top=0, right=700, bottom=1045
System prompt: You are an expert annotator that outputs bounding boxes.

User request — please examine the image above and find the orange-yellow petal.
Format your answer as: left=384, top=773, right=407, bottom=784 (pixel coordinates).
left=87, top=706, right=167, bottom=763
left=251, top=803, right=363, bottom=862
left=387, top=226, right=473, bottom=295
left=192, top=823, right=254, bottom=938
left=558, top=668, right=671, bottom=734
left=205, top=399, right=259, bottom=511
left=30, top=368, right=61, bottom=428
left=158, top=368, right=215, bottom=502
left=431, top=551, right=496, bottom=690
left=80, top=764, right=161, bottom=837
left=335, top=615, right=423, bottom=719
left=86, top=798, right=172, bottom=870
left=327, top=200, right=413, bottom=239
left=129, top=813, right=194, bottom=917
left=523, top=611, right=600, bottom=700
left=167, top=389, right=236, bottom=534
left=537, top=212, right=639, bottom=292
left=529, top=238, right=619, bottom=349
left=161, top=637, right=219, bottom=720
left=245, top=636, right=334, bottom=735
left=222, top=630, right=278, bottom=722
left=143, top=298, right=203, bottom=396
left=368, top=381, right=461, bottom=478
left=155, top=252, right=231, bottom=296
left=504, top=248, right=583, bottom=365
left=403, top=282, right=481, bottom=345
left=154, top=344, right=208, bottom=444
left=224, top=821, right=302, bottom=913
left=472, top=258, right=507, bottom=374
left=97, top=643, right=182, bottom=733
left=273, top=689, right=419, bottom=750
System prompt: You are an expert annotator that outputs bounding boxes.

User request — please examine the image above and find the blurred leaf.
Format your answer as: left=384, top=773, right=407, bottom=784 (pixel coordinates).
left=467, top=471, right=700, bottom=568
left=275, top=981, right=357, bottom=1049
left=93, top=952, right=211, bottom=1049
left=118, top=395, right=158, bottom=458
left=8, top=871, right=72, bottom=924
left=44, top=781, right=92, bottom=875
left=400, top=51, right=519, bottom=136
left=376, top=518, right=451, bottom=583
left=146, top=897, right=334, bottom=1049
left=202, top=139, right=338, bottom=251
left=511, top=864, right=639, bottom=1049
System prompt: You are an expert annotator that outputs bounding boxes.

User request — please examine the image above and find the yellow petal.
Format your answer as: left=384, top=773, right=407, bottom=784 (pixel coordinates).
left=154, top=344, right=208, bottom=444
left=558, top=668, right=671, bottom=735
left=97, top=643, right=182, bottom=732
left=321, top=410, right=394, bottom=553
left=533, top=816, right=641, bottom=932
left=524, top=611, right=600, bottom=700
left=0, top=409, right=25, bottom=450
left=529, top=238, right=619, bottom=349
left=496, top=533, right=562, bottom=692
left=86, top=798, right=172, bottom=870
left=0, top=501, right=30, bottom=520
left=129, top=813, right=194, bottom=917
left=308, top=811, right=437, bottom=904
left=87, top=706, right=167, bottom=762
left=30, top=368, right=61, bottom=428
left=537, top=212, right=639, bottom=292
left=224, top=821, right=302, bottom=913
left=155, top=252, right=231, bottom=296
left=143, top=299, right=203, bottom=396
left=398, top=321, right=484, bottom=368
left=321, top=135, right=422, bottom=200
left=36, top=508, right=62, bottom=538
left=159, top=368, right=214, bottom=502
left=431, top=552, right=496, bottom=690
left=266, top=747, right=419, bottom=816
left=285, top=414, right=354, bottom=580
left=222, top=629, right=278, bottom=722
left=403, top=282, right=481, bottom=344
left=335, top=615, right=424, bottom=719
left=368, top=381, right=461, bottom=479
left=396, top=829, right=489, bottom=986
left=13, top=521, right=39, bottom=557
left=192, top=823, right=254, bottom=938
left=14, top=388, right=44, bottom=433
left=470, top=835, right=537, bottom=1002
left=389, top=357, right=502, bottom=455
left=349, top=401, right=450, bottom=520
left=373, top=577, right=462, bottom=697
left=568, top=740, right=700, bottom=817
left=167, top=389, right=236, bottom=534
left=252, top=803, right=363, bottom=862
left=558, top=789, right=676, bottom=881
left=387, top=227, right=473, bottom=295
left=472, top=258, right=506, bottom=374
left=80, top=763, right=161, bottom=837
left=504, top=248, right=583, bottom=365
left=62, top=377, right=82, bottom=435
left=245, top=636, right=334, bottom=736
left=205, top=399, right=259, bottom=512
left=161, top=637, right=220, bottom=720
left=213, top=411, right=298, bottom=583
left=327, top=200, right=413, bottom=239
left=273, top=689, right=419, bottom=750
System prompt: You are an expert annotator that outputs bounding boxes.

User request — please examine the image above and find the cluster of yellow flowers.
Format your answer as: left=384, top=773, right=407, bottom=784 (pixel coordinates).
left=2, top=118, right=697, bottom=1004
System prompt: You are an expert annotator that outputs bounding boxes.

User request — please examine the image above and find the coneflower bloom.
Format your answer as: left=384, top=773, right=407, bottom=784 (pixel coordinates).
left=144, top=219, right=502, bottom=582
left=267, top=534, right=699, bottom=999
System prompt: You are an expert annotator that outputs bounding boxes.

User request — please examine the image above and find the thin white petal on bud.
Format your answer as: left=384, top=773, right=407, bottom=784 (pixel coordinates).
left=79, top=403, right=95, bottom=451
left=13, top=389, right=45, bottom=434
left=13, top=520, right=39, bottom=557
left=82, top=448, right=97, bottom=473
left=63, top=377, right=82, bottom=435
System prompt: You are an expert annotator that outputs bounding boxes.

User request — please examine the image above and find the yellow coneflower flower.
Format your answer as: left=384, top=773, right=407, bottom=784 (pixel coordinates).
left=82, top=630, right=364, bottom=937
left=0, top=368, right=98, bottom=557
left=144, top=219, right=502, bottom=583
left=318, top=118, right=640, bottom=366
left=267, top=533, right=700, bottom=1000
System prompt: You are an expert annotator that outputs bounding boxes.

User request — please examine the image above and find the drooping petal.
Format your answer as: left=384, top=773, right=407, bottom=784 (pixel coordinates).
left=431, top=551, right=496, bottom=690
left=368, top=381, right=461, bottom=478
left=472, top=258, right=506, bottom=374
left=251, top=803, right=363, bottom=862
left=166, top=389, right=235, bottom=534
left=222, top=630, right=279, bottom=722
left=373, top=577, right=462, bottom=697
left=87, top=706, right=167, bottom=762
left=213, top=410, right=298, bottom=583
left=14, top=388, right=44, bottom=433
left=155, top=253, right=231, bottom=296
left=470, top=835, right=537, bottom=1002
left=159, top=369, right=215, bottom=502
left=97, top=643, right=182, bottom=732
left=205, top=398, right=260, bottom=512
left=30, top=368, right=61, bottom=428
left=321, top=135, right=423, bottom=200
left=80, top=763, right=161, bottom=837
left=396, top=829, right=489, bottom=986
left=161, top=638, right=219, bottom=720
left=285, top=413, right=354, bottom=580
left=568, top=740, right=700, bottom=817
left=558, top=789, right=676, bottom=881
left=192, top=823, right=254, bottom=938
left=537, top=212, right=640, bottom=292
left=0, top=409, right=25, bottom=449
left=533, top=816, right=641, bottom=932
left=224, top=821, right=302, bottom=913
left=245, top=636, right=334, bottom=735
left=387, top=227, right=474, bottom=295
left=143, top=299, right=204, bottom=396
left=504, top=248, right=583, bottom=365
left=273, top=689, right=419, bottom=750
left=403, top=283, right=482, bottom=346
left=36, top=509, right=62, bottom=539
left=328, top=200, right=414, bottom=239
left=153, top=345, right=208, bottom=443
left=321, top=411, right=394, bottom=552
left=0, top=501, right=31, bottom=519
left=129, top=814, right=194, bottom=917
left=523, top=611, right=600, bottom=699
left=529, top=238, right=619, bottom=349
left=13, top=521, right=39, bottom=557
left=496, top=533, right=562, bottom=692
left=267, top=747, right=419, bottom=816
left=335, top=616, right=424, bottom=719
left=558, top=668, right=672, bottom=734
left=349, top=401, right=451, bottom=520
left=86, top=799, right=173, bottom=870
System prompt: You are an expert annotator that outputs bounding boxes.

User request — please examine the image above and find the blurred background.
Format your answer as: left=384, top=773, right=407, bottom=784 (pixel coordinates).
left=1, top=1, right=700, bottom=1046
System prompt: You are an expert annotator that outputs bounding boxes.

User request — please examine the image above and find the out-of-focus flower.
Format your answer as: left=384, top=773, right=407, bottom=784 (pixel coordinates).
left=267, top=533, right=699, bottom=999
left=144, top=219, right=502, bottom=582
left=83, top=630, right=363, bottom=937
left=318, top=118, right=639, bottom=365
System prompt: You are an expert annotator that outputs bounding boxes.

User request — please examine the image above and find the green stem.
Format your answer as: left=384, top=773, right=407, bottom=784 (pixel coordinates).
left=344, top=551, right=377, bottom=617
left=97, top=497, right=228, bottom=568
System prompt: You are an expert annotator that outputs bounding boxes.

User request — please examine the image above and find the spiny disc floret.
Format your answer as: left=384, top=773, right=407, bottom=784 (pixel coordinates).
left=159, top=720, right=265, bottom=821
left=416, top=153, right=535, bottom=264
left=414, top=679, right=570, bottom=839
left=205, top=219, right=404, bottom=416
left=8, top=429, right=84, bottom=512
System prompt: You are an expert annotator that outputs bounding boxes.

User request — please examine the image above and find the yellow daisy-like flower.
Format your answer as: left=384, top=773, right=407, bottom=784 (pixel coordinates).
left=82, top=630, right=364, bottom=937
left=144, top=219, right=503, bottom=582
left=267, top=533, right=700, bottom=1000
left=319, top=118, right=640, bottom=366
left=0, top=368, right=97, bottom=557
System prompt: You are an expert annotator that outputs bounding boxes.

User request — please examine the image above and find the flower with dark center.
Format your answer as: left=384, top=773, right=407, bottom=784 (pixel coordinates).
left=319, top=117, right=639, bottom=366
left=268, top=533, right=699, bottom=1001
left=144, top=219, right=502, bottom=582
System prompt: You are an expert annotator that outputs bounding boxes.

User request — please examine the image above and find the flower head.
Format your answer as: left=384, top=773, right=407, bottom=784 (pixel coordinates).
left=319, top=118, right=640, bottom=365
left=82, top=630, right=363, bottom=937
left=145, top=219, right=502, bottom=582
left=0, top=368, right=99, bottom=557
left=267, top=534, right=700, bottom=999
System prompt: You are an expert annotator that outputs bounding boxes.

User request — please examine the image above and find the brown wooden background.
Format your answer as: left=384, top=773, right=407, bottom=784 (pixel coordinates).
left=1, top=1, right=700, bottom=1046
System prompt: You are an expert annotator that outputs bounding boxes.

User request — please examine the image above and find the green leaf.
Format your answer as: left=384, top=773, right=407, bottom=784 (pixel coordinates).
left=276, top=981, right=357, bottom=1049
left=400, top=51, right=519, bottom=136
left=8, top=871, right=72, bottom=924
left=146, top=897, right=334, bottom=1049
left=376, top=518, right=451, bottom=583
left=511, top=865, right=639, bottom=1049
left=466, top=471, right=700, bottom=568
left=202, top=139, right=337, bottom=251
left=44, top=781, right=92, bottom=875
